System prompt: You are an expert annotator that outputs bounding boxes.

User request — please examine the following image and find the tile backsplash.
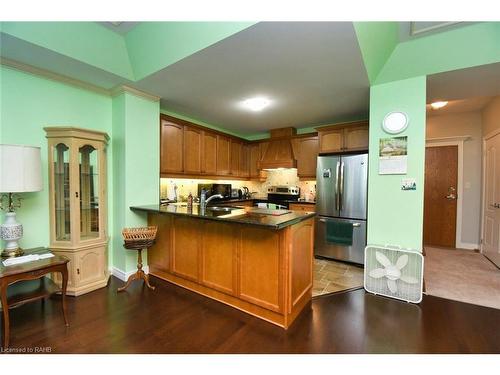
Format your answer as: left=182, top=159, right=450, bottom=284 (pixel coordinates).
left=160, top=168, right=316, bottom=201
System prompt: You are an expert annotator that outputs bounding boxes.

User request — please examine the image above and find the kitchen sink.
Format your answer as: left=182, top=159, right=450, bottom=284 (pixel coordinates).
left=207, top=206, right=242, bottom=212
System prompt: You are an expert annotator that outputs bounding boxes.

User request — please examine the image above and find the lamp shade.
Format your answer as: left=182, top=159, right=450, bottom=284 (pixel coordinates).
left=0, top=144, right=43, bottom=193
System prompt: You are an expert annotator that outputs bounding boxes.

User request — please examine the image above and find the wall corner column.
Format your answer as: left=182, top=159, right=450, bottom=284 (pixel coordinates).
left=367, top=76, right=427, bottom=252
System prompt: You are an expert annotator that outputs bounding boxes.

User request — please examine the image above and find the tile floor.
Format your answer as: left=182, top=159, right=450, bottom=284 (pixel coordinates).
left=313, top=257, right=364, bottom=297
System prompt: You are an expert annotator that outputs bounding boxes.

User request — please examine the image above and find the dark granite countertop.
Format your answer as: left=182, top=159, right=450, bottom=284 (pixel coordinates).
left=131, top=204, right=316, bottom=230
left=217, top=197, right=317, bottom=205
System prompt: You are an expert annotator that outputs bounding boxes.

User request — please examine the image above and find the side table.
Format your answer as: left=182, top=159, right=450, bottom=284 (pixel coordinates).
left=0, top=247, right=69, bottom=349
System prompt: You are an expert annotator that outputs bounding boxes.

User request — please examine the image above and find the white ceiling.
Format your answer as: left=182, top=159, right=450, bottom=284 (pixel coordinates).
left=132, top=22, right=370, bottom=135
left=427, top=62, right=500, bottom=103
left=426, top=96, right=493, bottom=116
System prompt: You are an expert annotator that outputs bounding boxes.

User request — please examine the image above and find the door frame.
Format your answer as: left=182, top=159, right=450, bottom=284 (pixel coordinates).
left=481, top=128, right=500, bottom=254
left=426, top=136, right=471, bottom=249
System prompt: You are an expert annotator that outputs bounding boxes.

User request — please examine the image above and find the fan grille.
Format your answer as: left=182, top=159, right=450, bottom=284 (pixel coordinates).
left=364, top=245, right=424, bottom=303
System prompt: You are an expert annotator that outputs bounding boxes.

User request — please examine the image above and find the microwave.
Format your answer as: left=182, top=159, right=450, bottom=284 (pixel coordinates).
left=197, top=183, right=232, bottom=200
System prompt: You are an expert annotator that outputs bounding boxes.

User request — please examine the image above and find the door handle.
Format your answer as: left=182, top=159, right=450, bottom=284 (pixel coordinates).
left=490, top=203, right=500, bottom=209
left=445, top=194, right=457, bottom=200
left=339, top=162, right=345, bottom=211
left=335, top=162, right=340, bottom=211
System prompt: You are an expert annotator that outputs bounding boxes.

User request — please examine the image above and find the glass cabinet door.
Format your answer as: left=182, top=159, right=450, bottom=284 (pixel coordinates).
left=79, top=144, right=100, bottom=240
left=54, top=143, right=71, bottom=241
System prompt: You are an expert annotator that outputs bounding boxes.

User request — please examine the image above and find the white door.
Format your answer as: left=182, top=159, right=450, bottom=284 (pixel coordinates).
left=483, top=133, right=500, bottom=267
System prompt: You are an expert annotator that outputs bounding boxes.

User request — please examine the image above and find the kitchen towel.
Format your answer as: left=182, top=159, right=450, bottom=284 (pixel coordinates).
left=326, top=220, right=353, bottom=246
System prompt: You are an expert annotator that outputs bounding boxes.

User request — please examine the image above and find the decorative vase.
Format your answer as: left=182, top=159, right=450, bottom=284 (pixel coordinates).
left=1, top=212, right=24, bottom=257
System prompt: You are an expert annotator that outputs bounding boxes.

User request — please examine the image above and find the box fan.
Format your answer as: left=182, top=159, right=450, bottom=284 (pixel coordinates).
left=364, top=245, right=424, bottom=303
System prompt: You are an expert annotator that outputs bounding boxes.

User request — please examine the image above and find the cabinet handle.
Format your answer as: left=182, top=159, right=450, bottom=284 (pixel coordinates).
left=319, top=219, right=326, bottom=223
left=77, top=268, right=80, bottom=275
left=75, top=191, right=79, bottom=198
left=352, top=223, right=361, bottom=227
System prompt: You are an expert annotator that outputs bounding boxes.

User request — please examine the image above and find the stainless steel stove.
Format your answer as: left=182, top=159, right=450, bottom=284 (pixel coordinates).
left=266, top=185, right=300, bottom=209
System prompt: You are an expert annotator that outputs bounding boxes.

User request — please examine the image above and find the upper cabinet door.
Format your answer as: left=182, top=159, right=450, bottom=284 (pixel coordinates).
left=295, top=136, right=319, bottom=178
left=240, top=144, right=250, bottom=178
left=318, top=127, right=343, bottom=153
left=202, top=131, right=217, bottom=175
left=343, top=123, right=369, bottom=151
left=230, top=140, right=242, bottom=176
left=217, top=135, right=231, bottom=175
left=183, top=126, right=202, bottom=173
left=249, top=143, right=261, bottom=178
left=160, top=120, right=184, bottom=174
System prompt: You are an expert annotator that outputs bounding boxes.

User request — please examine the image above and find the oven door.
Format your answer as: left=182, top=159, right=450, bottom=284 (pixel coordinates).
left=314, top=216, right=366, bottom=265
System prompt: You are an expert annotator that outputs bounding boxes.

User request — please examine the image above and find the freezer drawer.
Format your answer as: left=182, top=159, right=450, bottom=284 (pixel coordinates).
left=314, top=216, right=366, bottom=265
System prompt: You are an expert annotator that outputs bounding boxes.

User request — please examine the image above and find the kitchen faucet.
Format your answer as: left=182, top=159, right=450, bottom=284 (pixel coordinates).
left=202, top=194, right=223, bottom=210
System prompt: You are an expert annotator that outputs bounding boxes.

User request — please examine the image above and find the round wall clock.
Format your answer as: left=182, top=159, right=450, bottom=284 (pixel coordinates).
left=382, top=111, right=409, bottom=134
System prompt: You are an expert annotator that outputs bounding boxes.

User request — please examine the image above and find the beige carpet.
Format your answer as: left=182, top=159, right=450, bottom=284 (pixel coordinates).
left=424, top=247, right=500, bottom=309
left=313, top=258, right=364, bottom=297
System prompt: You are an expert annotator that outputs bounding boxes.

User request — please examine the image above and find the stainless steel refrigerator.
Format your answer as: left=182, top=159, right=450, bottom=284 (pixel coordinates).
left=315, top=153, right=368, bottom=264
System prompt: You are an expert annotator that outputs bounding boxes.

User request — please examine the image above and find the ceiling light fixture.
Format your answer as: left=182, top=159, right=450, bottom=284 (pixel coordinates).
left=430, top=101, right=448, bottom=110
left=241, top=97, right=271, bottom=112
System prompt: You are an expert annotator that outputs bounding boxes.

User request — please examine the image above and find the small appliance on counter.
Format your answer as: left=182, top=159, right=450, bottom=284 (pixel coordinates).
left=231, top=188, right=241, bottom=199
left=197, top=183, right=232, bottom=201
left=315, top=153, right=368, bottom=265
left=266, top=185, right=300, bottom=209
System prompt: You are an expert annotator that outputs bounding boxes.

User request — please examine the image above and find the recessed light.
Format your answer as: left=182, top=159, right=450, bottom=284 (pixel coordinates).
left=430, top=101, right=448, bottom=110
left=241, top=97, right=271, bottom=112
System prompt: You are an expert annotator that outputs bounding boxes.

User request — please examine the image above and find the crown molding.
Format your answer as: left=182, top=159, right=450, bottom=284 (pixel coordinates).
left=1, top=57, right=160, bottom=103
left=0, top=57, right=111, bottom=96
left=110, top=85, right=160, bottom=102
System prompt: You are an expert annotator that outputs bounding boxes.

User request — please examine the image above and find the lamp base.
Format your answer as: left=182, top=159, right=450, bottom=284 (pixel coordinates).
left=1, top=247, right=24, bottom=258
left=1, top=211, right=24, bottom=258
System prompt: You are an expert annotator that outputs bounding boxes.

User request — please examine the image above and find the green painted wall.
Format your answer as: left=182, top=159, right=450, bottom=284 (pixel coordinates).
left=0, top=66, right=114, bottom=260
left=112, top=92, right=160, bottom=273
left=354, top=22, right=399, bottom=83
left=375, top=22, right=500, bottom=84
left=125, top=22, right=256, bottom=80
left=0, top=22, right=134, bottom=80
left=367, top=76, right=426, bottom=251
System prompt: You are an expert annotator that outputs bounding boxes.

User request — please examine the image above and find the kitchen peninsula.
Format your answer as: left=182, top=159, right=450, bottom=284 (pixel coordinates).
left=131, top=204, right=315, bottom=328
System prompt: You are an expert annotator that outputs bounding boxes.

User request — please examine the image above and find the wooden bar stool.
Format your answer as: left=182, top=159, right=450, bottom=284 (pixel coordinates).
left=117, top=226, right=158, bottom=292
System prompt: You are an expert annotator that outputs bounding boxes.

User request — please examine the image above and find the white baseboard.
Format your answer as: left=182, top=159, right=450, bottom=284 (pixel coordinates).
left=111, top=266, right=150, bottom=282
left=456, top=242, right=480, bottom=250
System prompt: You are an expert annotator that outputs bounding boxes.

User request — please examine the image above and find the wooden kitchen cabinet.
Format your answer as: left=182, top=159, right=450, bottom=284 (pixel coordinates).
left=172, top=217, right=200, bottom=282
left=239, top=226, right=283, bottom=312
left=240, top=144, right=250, bottom=177
left=183, top=126, right=202, bottom=173
left=318, top=127, right=344, bottom=153
left=216, top=135, right=231, bottom=175
left=317, top=121, right=369, bottom=154
left=160, top=119, right=184, bottom=173
left=289, top=203, right=316, bottom=212
left=292, top=135, right=319, bottom=178
left=200, top=221, right=238, bottom=295
left=343, top=123, right=369, bottom=151
left=249, top=143, right=261, bottom=178
left=202, top=131, right=217, bottom=175
left=230, top=139, right=242, bottom=176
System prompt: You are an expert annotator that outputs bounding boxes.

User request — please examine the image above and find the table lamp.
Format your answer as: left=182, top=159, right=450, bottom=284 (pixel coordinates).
left=0, top=144, right=43, bottom=257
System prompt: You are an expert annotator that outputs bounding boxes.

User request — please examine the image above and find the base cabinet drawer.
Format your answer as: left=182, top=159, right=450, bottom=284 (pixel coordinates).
left=289, top=203, right=316, bottom=212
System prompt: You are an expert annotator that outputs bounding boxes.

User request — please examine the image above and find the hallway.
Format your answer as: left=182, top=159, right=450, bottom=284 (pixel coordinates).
left=424, top=247, right=500, bottom=309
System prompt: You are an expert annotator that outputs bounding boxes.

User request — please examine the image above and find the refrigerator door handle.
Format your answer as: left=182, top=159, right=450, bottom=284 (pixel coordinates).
left=339, top=161, right=345, bottom=211
left=335, top=161, right=340, bottom=211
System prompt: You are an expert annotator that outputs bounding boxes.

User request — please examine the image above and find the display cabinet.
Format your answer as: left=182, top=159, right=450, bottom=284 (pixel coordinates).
left=45, top=127, right=109, bottom=296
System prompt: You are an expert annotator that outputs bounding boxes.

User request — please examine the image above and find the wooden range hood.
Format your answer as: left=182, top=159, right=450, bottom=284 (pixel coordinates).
left=258, top=127, right=297, bottom=170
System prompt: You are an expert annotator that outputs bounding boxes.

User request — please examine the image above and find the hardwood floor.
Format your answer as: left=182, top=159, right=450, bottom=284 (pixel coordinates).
left=2, top=275, right=500, bottom=353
